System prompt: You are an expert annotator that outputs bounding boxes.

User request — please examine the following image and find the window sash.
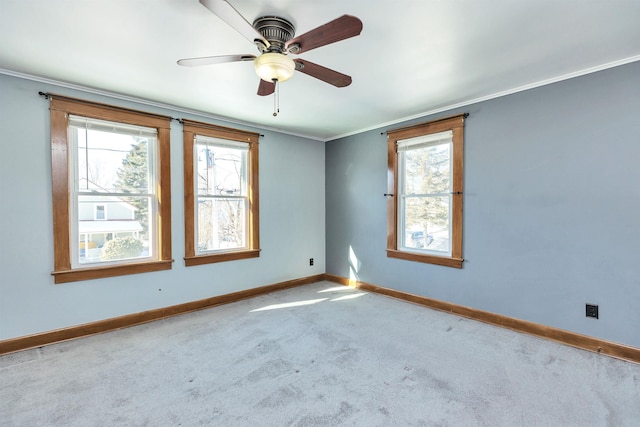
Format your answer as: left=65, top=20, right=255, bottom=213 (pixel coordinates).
left=397, top=141, right=453, bottom=257
left=195, top=197, right=249, bottom=253
left=398, top=139, right=453, bottom=196
left=193, top=137, right=250, bottom=255
left=70, top=119, right=156, bottom=195
left=68, top=116, right=159, bottom=268
left=194, top=138, right=248, bottom=197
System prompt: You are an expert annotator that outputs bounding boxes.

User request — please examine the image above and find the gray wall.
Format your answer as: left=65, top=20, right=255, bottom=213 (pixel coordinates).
left=0, top=74, right=326, bottom=340
left=326, top=61, right=640, bottom=348
left=2, top=61, right=639, bottom=350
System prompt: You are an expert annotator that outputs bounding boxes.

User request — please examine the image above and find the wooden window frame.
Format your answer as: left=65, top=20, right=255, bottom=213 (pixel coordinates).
left=183, top=120, right=260, bottom=267
left=49, top=95, right=173, bottom=283
left=386, top=114, right=466, bottom=268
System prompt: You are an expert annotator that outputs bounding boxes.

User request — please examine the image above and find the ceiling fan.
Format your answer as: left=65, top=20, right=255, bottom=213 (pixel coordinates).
left=177, top=0, right=363, bottom=97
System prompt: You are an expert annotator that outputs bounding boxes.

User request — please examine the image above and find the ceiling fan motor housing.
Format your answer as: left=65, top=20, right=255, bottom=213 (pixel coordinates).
left=252, top=16, right=295, bottom=53
left=252, top=16, right=297, bottom=83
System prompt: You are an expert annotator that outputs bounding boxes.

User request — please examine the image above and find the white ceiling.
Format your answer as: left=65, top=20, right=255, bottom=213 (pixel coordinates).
left=1, top=0, right=639, bottom=141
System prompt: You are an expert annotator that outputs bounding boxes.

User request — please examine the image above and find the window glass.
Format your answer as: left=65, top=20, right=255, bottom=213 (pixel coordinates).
left=69, top=116, right=157, bottom=267
left=399, top=134, right=452, bottom=256
left=95, top=205, right=106, bottom=220
left=194, top=137, right=249, bottom=253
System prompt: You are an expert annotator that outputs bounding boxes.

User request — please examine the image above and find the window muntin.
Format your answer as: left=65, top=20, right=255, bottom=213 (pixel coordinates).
left=386, top=114, right=466, bottom=268
left=68, top=116, right=158, bottom=267
left=194, top=136, right=249, bottom=253
left=49, top=95, right=173, bottom=283
left=183, top=120, right=260, bottom=266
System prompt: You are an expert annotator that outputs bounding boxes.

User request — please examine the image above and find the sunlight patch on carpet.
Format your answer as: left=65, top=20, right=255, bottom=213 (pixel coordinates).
left=250, top=298, right=328, bottom=312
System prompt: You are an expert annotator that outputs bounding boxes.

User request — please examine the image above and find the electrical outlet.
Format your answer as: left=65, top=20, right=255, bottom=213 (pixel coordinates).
left=309, top=258, right=314, bottom=266
left=586, top=304, right=599, bottom=319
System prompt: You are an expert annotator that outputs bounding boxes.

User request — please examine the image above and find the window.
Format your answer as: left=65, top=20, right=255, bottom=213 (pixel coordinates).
left=386, top=114, right=466, bottom=268
left=183, top=120, right=260, bottom=266
left=50, top=95, right=173, bottom=283
left=94, top=205, right=106, bottom=220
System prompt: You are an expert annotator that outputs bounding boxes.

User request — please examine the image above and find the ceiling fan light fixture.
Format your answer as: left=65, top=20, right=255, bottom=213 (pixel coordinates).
left=254, top=52, right=295, bottom=83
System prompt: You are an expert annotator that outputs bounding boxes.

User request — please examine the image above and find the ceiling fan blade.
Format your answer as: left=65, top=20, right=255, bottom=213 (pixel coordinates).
left=286, top=15, right=363, bottom=54
left=257, top=79, right=275, bottom=96
left=199, top=0, right=270, bottom=49
left=177, top=54, right=255, bottom=67
left=294, top=59, right=352, bottom=87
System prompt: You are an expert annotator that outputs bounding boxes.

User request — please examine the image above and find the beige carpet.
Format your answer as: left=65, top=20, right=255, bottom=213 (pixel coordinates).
left=2, top=281, right=639, bottom=426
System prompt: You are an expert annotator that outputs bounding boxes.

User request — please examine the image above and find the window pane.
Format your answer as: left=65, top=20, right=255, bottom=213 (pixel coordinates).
left=197, top=198, right=247, bottom=252
left=404, top=143, right=451, bottom=195
left=74, top=125, right=153, bottom=194
left=71, top=118, right=156, bottom=267
left=95, top=205, right=105, bottom=220
left=196, top=144, right=246, bottom=197
left=78, top=195, right=149, bottom=263
left=402, top=196, right=450, bottom=253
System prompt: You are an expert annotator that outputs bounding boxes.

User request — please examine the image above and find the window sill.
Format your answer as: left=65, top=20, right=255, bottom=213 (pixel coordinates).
left=386, top=249, right=463, bottom=268
left=184, top=249, right=260, bottom=267
left=52, top=259, right=174, bottom=284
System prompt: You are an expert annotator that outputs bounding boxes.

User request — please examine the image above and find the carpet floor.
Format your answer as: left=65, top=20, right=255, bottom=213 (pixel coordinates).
left=1, top=281, right=639, bottom=426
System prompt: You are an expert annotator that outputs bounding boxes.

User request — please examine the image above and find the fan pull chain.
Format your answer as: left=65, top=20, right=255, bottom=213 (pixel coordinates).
left=273, top=78, right=280, bottom=117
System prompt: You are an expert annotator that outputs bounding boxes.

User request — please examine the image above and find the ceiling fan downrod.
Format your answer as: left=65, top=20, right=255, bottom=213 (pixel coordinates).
left=273, top=78, right=280, bottom=117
